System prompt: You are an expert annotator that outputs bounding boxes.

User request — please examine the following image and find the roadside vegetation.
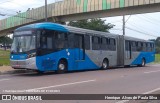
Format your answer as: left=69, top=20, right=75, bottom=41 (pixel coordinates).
left=155, top=54, right=160, bottom=63
left=0, top=49, right=10, bottom=66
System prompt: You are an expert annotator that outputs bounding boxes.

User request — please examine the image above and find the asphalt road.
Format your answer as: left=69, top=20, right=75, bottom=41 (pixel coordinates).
left=0, top=64, right=160, bottom=103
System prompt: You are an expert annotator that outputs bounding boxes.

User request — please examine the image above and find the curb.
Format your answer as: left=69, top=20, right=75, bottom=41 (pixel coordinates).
left=0, top=70, right=29, bottom=75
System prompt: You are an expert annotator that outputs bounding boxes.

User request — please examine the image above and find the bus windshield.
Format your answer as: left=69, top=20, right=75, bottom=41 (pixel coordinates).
left=11, top=35, right=36, bottom=53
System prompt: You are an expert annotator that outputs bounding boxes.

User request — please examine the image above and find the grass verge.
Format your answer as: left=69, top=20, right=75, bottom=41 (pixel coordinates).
left=155, top=54, right=160, bottom=63
left=0, top=49, right=10, bottom=66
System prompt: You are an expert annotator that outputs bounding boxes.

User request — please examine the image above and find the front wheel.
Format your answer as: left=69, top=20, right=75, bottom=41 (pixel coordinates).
left=56, top=60, right=67, bottom=74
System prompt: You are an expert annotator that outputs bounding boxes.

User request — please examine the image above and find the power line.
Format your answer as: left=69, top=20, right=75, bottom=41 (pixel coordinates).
left=142, top=14, right=160, bottom=23
left=125, top=26, right=158, bottom=37
left=125, top=15, right=131, bottom=23
left=127, top=22, right=160, bottom=35
left=111, top=28, right=122, bottom=31
left=137, top=15, right=160, bottom=26
left=148, top=16, right=160, bottom=23
left=109, top=20, right=122, bottom=24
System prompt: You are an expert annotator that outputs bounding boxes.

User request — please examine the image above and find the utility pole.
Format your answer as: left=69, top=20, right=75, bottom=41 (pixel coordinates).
left=123, top=15, right=125, bottom=35
left=45, top=0, right=48, bottom=21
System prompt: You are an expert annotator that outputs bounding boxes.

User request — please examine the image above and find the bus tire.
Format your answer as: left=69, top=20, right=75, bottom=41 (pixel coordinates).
left=56, top=59, right=67, bottom=74
left=101, top=59, right=109, bottom=70
left=138, top=58, right=146, bottom=67
left=141, top=58, right=146, bottom=67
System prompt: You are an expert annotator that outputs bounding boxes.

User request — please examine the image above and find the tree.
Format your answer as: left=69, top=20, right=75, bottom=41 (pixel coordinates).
left=155, top=37, right=160, bottom=53
left=155, top=37, right=160, bottom=47
left=0, top=36, right=13, bottom=50
left=68, top=18, right=115, bottom=32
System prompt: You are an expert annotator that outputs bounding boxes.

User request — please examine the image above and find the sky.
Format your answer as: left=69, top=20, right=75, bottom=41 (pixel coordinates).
left=0, top=0, right=160, bottom=40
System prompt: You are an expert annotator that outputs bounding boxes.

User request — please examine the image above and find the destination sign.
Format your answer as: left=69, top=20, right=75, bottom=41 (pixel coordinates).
left=14, top=31, right=32, bottom=35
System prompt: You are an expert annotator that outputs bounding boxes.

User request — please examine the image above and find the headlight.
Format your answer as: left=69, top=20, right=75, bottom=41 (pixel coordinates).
left=27, top=53, right=36, bottom=58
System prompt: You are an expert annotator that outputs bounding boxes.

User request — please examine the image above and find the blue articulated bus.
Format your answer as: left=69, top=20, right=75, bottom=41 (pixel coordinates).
left=10, top=22, right=155, bottom=73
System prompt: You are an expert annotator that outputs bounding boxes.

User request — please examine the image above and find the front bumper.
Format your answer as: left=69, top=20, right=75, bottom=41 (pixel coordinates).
left=10, top=57, right=37, bottom=70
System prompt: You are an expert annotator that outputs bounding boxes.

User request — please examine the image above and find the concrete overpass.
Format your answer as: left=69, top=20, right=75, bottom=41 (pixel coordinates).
left=0, top=0, right=160, bottom=36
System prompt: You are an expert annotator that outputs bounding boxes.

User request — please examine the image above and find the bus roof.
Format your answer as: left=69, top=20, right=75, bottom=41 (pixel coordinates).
left=15, top=22, right=118, bottom=38
left=124, top=35, right=154, bottom=43
left=15, top=22, right=68, bottom=32
left=15, top=22, right=154, bottom=42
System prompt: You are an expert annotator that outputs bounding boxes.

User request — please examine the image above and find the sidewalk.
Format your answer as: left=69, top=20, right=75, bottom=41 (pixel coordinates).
left=0, top=66, right=13, bottom=74
left=0, top=66, right=33, bottom=75
left=0, top=66, right=26, bottom=74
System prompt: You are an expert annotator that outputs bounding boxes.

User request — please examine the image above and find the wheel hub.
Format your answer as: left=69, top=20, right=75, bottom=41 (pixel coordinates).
left=59, top=64, right=65, bottom=70
left=103, top=62, right=107, bottom=68
left=142, top=60, right=145, bottom=66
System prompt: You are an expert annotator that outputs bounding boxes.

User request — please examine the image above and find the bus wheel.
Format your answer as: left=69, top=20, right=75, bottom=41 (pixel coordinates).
left=101, top=59, right=109, bottom=70
left=141, top=59, right=146, bottom=67
left=57, top=60, right=67, bottom=74
left=138, top=58, right=146, bottom=67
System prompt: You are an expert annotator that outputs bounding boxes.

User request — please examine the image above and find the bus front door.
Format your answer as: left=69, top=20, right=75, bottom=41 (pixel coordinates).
left=74, top=34, right=85, bottom=61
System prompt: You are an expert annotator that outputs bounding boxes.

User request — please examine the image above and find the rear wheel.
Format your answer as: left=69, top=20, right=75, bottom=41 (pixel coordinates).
left=138, top=58, right=146, bottom=67
left=141, top=59, right=146, bottom=67
left=56, top=60, right=67, bottom=74
left=101, top=59, right=109, bottom=70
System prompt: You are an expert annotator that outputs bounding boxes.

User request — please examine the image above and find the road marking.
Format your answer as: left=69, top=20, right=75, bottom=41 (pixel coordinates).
left=0, top=79, right=10, bottom=82
left=116, top=87, right=160, bottom=103
left=144, top=70, right=160, bottom=74
left=27, top=79, right=96, bottom=91
left=142, top=87, right=160, bottom=94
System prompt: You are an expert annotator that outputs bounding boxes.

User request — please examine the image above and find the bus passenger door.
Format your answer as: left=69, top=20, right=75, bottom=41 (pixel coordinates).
left=125, top=41, right=132, bottom=59
left=74, top=34, right=85, bottom=61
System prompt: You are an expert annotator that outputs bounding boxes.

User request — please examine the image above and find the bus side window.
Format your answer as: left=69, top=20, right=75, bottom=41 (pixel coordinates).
left=85, top=35, right=90, bottom=50
left=47, top=37, right=53, bottom=49
left=40, top=30, right=54, bottom=54
left=151, top=43, right=154, bottom=51
left=143, top=42, right=146, bottom=52
left=55, top=32, right=68, bottom=49
left=92, top=36, right=100, bottom=50
left=125, top=40, right=129, bottom=51
left=147, top=43, right=150, bottom=52
left=109, top=38, right=116, bottom=51
left=68, top=33, right=74, bottom=48
left=37, top=30, right=41, bottom=48
left=146, top=43, right=148, bottom=52
left=45, top=31, right=53, bottom=50
left=101, top=37, right=108, bottom=50
left=131, top=41, right=137, bottom=51
left=137, top=42, right=142, bottom=51
left=74, top=34, right=83, bottom=49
